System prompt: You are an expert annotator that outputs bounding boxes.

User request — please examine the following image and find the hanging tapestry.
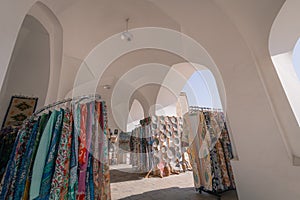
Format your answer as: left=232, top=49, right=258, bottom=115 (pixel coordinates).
left=2, top=96, right=38, bottom=128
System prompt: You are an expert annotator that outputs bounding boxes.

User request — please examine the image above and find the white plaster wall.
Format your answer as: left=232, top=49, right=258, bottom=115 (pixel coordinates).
left=27, top=2, right=63, bottom=105
left=0, top=15, right=50, bottom=124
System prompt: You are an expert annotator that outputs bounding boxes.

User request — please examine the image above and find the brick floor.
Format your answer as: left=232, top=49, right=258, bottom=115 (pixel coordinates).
left=110, top=164, right=238, bottom=200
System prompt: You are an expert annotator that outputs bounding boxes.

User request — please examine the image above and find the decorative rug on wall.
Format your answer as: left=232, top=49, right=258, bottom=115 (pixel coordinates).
left=2, top=95, right=38, bottom=128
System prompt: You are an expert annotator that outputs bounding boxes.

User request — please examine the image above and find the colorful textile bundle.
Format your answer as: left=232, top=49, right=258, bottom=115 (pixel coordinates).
left=130, top=125, right=153, bottom=172
left=183, top=110, right=235, bottom=193
left=0, top=99, right=111, bottom=200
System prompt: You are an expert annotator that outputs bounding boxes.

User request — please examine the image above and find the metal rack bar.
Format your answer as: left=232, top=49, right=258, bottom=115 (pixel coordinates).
left=28, top=94, right=102, bottom=121
left=189, top=106, right=223, bottom=114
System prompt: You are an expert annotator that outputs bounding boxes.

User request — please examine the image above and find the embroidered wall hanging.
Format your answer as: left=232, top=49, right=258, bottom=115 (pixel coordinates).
left=2, top=95, right=38, bottom=128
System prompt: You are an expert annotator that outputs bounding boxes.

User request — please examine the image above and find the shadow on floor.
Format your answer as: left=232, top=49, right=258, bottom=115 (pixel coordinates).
left=110, top=169, right=146, bottom=183
left=118, top=187, right=238, bottom=200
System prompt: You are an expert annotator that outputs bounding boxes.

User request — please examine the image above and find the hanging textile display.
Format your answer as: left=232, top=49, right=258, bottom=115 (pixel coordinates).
left=130, top=118, right=153, bottom=173
left=118, top=131, right=131, bottom=164
left=2, top=95, right=38, bottom=128
left=0, top=126, right=20, bottom=180
left=0, top=95, right=111, bottom=200
left=183, top=107, right=235, bottom=198
left=130, top=115, right=191, bottom=178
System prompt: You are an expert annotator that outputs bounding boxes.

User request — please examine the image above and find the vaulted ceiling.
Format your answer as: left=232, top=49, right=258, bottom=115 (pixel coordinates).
left=36, top=0, right=286, bottom=130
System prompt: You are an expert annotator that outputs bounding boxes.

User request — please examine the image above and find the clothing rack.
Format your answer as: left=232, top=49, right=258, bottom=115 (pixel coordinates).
left=189, top=106, right=223, bottom=113
left=29, top=94, right=102, bottom=120
left=0, top=94, right=110, bottom=199
left=184, top=109, right=235, bottom=200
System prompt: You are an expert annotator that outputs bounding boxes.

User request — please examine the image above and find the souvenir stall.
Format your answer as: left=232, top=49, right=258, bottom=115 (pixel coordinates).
left=130, top=116, right=192, bottom=178
left=0, top=95, right=111, bottom=200
left=183, top=106, right=236, bottom=199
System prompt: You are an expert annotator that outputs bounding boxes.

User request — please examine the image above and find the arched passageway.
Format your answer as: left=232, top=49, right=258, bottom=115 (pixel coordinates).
left=1, top=1, right=300, bottom=199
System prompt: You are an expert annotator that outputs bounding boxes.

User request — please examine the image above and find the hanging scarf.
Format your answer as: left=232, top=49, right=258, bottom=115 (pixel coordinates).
left=30, top=110, right=59, bottom=199
left=77, top=103, right=88, bottom=200
left=14, top=119, right=40, bottom=199
left=38, top=109, right=64, bottom=199
left=49, top=109, right=73, bottom=199
left=85, top=102, right=95, bottom=200
left=0, top=126, right=19, bottom=180
left=2, top=122, right=33, bottom=199
left=93, top=102, right=102, bottom=199
left=23, top=113, right=50, bottom=200
left=68, top=104, right=80, bottom=200
left=0, top=125, right=26, bottom=198
left=100, top=101, right=111, bottom=200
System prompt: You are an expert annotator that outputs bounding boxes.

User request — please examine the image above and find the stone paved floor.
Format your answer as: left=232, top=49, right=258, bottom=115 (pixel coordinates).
left=110, top=164, right=238, bottom=200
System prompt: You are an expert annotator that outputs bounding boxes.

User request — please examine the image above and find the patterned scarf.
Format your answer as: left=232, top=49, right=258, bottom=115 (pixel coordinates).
left=13, top=119, right=40, bottom=199
left=68, top=104, right=80, bottom=200
left=23, top=113, right=50, bottom=200
left=38, top=109, right=64, bottom=199
left=49, top=109, right=73, bottom=199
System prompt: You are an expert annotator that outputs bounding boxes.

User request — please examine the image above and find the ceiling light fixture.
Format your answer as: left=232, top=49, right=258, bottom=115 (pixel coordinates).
left=121, top=18, right=133, bottom=42
left=103, top=85, right=111, bottom=89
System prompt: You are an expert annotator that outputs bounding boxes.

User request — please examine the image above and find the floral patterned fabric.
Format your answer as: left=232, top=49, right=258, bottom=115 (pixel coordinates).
left=49, top=109, right=72, bottom=199
left=0, top=122, right=32, bottom=199
left=14, top=120, right=40, bottom=199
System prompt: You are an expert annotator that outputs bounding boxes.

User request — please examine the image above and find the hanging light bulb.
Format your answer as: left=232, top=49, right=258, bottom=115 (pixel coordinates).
left=121, top=18, right=133, bottom=42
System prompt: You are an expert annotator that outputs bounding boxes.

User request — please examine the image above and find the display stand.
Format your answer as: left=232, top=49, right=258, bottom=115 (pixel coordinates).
left=198, top=186, right=235, bottom=200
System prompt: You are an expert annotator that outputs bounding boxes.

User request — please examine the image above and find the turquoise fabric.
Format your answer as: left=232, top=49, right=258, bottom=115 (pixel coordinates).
left=38, top=109, right=64, bottom=199
left=29, top=110, right=59, bottom=200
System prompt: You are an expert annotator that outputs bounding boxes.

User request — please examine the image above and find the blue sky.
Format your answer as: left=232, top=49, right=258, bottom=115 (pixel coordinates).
left=293, top=38, right=300, bottom=80
left=181, top=70, right=223, bottom=109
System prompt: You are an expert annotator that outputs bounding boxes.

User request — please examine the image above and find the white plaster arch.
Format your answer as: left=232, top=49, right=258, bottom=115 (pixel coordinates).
left=268, top=0, right=300, bottom=165
left=155, top=62, right=206, bottom=109
left=0, top=0, right=63, bottom=105
left=127, top=99, right=145, bottom=132
left=129, top=89, right=150, bottom=118
left=269, top=0, right=300, bottom=56
left=0, top=0, right=39, bottom=95
left=27, top=1, right=63, bottom=105
left=155, top=62, right=223, bottom=116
